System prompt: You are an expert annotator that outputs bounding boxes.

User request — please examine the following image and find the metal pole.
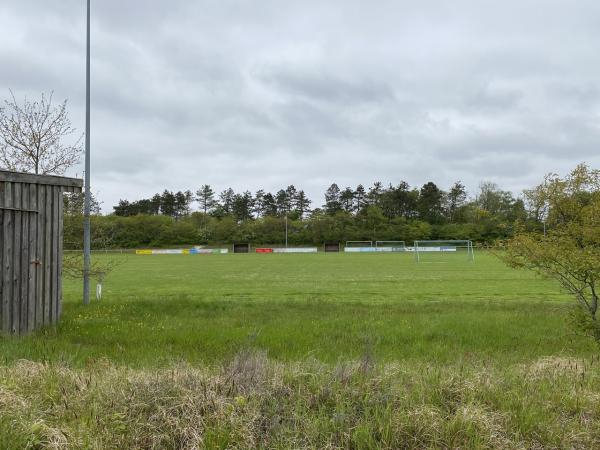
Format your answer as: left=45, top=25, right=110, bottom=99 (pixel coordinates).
left=83, top=0, right=91, bottom=305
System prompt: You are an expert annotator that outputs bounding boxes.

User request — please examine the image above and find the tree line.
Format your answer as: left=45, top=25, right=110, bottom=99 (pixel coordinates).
left=112, top=180, right=526, bottom=224
left=63, top=179, right=538, bottom=249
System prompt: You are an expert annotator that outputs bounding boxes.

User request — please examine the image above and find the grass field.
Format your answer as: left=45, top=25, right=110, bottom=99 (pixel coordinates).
left=2, top=251, right=600, bottom=448
left=0, top=251, right=594, bottom=366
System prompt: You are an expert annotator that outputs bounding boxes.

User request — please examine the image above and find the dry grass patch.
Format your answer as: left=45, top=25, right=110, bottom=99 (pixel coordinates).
left=1, top=353, right=600, bottom=449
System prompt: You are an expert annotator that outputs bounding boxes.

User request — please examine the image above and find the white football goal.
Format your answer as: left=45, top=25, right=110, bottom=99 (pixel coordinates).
left=344, top=241, right=374, bottom=252
left=413, top=240, right=474, bottom=262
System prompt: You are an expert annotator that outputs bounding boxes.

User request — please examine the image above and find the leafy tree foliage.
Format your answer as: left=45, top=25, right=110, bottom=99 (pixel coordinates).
left=113, top=190, right=192, bottom=218
left=64, top=191, right=101, bottom=216
left=504, top=164, right=600, bottom=341
left=94, top=176, right=541, bottom=249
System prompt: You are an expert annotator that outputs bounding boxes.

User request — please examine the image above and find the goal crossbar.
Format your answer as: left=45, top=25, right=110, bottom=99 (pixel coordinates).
left=413, top=240, right=474, bottom=262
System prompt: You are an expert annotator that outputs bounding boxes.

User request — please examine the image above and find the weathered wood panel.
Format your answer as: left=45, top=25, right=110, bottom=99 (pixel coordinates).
left=52, top=186, right=60, bottom=322
left=35, top=183, right=44, bottom=328
left=13, top=182, right=22, bottom=334
left=2, top=182, right=13, bottom=333
left=27, top=183, right=38, bottom=333
left=19, top=183, right=29, bottom=335
left=43, top=184, right=52, bottom=326
left=0, top=171, right=82, bottom=335
left=57, top=186, right=64, bottom=319
left=0, top=181, right=4, bottom=330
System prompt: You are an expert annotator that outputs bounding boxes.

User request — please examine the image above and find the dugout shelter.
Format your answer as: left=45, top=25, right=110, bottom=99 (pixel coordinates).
left=0, top=170, right=82, bottom=335
left=233, top=242, right=250, bottom=253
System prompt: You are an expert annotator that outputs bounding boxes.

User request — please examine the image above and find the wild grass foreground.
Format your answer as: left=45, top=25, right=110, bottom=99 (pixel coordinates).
left=2, top=352, right=600, bottom=449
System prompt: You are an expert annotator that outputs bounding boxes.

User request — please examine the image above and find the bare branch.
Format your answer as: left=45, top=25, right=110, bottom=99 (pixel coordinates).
left=0, top=91, right=82, bottom=175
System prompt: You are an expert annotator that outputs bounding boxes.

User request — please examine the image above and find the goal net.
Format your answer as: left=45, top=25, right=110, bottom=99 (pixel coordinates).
left=345, top=241, right=373, bottom=247
left=413, top=240, right=474, bottom=262
left=375, top=241, right=406, bottom=252
left=344, top=241, right=374, bottom=252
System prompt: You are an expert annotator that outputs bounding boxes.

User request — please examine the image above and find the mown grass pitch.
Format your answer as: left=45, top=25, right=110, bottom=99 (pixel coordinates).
left=0, top=251, right=594, bottom=366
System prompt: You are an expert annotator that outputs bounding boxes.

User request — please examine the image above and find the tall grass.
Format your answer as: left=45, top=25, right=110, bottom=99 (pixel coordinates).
left=1, top=352, right=600, bottom=449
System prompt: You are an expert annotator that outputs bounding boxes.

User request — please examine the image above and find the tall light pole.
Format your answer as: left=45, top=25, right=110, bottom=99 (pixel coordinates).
left=83, top=0, right=91, bottom=305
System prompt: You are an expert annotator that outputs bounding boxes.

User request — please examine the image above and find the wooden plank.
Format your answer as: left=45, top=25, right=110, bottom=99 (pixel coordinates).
left=0, top=193, right=2, bottom=329
left=19, top=183, right=30, bottom=334
left=1, top=182, right=12, bottom=334
left=0, top=170, right=82, bottom=189
left=0, top=182, right=5, bottom=331
left=11, top=182, right=21, bottom=334
left=35, top=184, right=44, bottom=328
left=43, top=184, right=52, bottom=325
left=52, top=186, right=60, bottom=323
left=57, top=188, right=64, bottom=319
left=27, top=183, right=38, bottom=333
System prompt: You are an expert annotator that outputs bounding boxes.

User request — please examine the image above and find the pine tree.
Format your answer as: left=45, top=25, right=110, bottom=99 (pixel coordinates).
left=219, top=188, right=235, bottom=215
left=232, top=191, right=254, bottom=222
left=262, top=193, right=278, bottom=216
left=253, top=190, right=265, bottom=217
left=446, top=181, right=467, bottom=222
left=354, top=184, right=366, bottom=213
left=196, top=184, right=216, bottom=214
left=324, top=183, right=342, bottom=215
left=340, top=187, right=355, bottom=213
left=275, top=189, right=290, bottom=215
left=418, top=182, right=445, bottom=223
left=160, top=190, right=176, bottom=217
left=294, top=190, right=312, bottom=218
left=367, top=182, right=384, bottom=206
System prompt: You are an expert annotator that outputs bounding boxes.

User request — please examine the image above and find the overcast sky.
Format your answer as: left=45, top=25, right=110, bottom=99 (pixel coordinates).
left=1, top=1, right=599, bottom=211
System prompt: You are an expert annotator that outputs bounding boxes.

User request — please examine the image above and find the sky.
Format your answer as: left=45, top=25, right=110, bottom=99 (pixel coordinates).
left=1, top=0, right=599, bottom=212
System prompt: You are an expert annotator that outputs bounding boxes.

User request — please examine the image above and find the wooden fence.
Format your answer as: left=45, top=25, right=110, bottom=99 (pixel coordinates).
left=0, top=170, right=82, bottom=335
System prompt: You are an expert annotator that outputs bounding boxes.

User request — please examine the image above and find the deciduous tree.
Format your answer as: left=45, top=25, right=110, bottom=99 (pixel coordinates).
left=0, top=91, right=82, bottom=174
left=504, top=164, right=600, bottom=341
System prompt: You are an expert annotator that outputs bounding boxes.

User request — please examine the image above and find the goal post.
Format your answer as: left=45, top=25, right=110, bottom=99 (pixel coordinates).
left=413, top=240, right=474, bottom=262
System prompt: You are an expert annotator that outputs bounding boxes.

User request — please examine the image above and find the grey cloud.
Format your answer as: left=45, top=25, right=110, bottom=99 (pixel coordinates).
left=257, top=67, right=396, bottom=106
left=1, top=0, right=600, bottom=211
left=463, top=84, right=524, bottom=113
